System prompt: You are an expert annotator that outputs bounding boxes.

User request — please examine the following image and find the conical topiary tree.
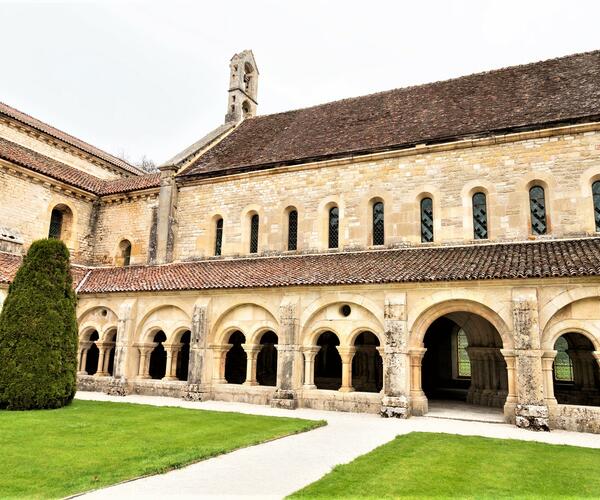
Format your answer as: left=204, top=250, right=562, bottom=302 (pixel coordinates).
left=0, top=239, right=78, bottom=410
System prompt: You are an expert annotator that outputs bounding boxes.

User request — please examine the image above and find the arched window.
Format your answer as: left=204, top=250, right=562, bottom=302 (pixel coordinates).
left=593, top=181, right=600, bottom=232
left=249, top=214, right=259, bottom=254
left=420, top=197, right=434, bottom=243
left=372, top=202, right=384, bottom=246
left=328, top=206, right=339, bottom=249
left=119, top=239, right=132, bottom=266
left=214, top=217, right=223, bottom=256
left=287, top=210, right=298, bottom=251
left=48, top=209, right=63, bottom=239
left=553, top=336, right=574, bottom=382
left=455, top=329, right=471, bottom=378
left=472, top=192, right=488, bottom=240
left=529, top=185, right=547, bottom=235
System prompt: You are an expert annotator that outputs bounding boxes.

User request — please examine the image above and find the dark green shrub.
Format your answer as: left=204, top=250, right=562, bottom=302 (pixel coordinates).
left=0, top=239, right=78, bottom=410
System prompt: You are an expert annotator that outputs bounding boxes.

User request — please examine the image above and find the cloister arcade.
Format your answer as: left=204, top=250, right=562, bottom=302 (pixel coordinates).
left=72, top=289, right=600, bottom=433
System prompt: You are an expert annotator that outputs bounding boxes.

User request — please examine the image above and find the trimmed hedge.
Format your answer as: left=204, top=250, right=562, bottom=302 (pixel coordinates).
left=0, top=239, right=78, bottom=410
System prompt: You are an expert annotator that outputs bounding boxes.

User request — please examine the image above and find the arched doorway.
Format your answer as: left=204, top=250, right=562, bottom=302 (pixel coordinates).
left=257, top=331, right=278, bottom=386
left=352, top=332, right=383, bottom=393
left=225, top=331, right=247, bottom=384
left=553, top=332, right=600, bottom=406
left=85, top=331, right=100, bottom=375
left=314, top=331, right=342, bottom=390
left=421, top=312, right=508, bottom=409
left=148, top=331, right=167, bottom=380
left=175, top=331, right=191, bottom=381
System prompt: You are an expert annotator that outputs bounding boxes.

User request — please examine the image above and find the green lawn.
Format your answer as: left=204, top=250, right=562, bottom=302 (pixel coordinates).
left=0, top=399, right=323, bottom=498
left=291, top=432, right=600, bottom=499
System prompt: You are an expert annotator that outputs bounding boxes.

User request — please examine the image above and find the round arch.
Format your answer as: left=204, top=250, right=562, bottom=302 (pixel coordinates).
left=542, top=319, right=600, bottom=352
left=539, top=289, right=600, bottom=331
left=301, top=293, right=384, bottom=330
left=211, top=301, right=279, bottom=342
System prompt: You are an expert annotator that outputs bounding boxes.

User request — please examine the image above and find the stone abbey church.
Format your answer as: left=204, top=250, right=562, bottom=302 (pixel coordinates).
left=1, top=49, right=600, bottom=433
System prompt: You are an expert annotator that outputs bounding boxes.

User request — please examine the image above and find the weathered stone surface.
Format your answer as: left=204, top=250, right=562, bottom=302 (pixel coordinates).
left=380, top=395, right=410, bottom=418
left=515, top=404, right=550, bottom=431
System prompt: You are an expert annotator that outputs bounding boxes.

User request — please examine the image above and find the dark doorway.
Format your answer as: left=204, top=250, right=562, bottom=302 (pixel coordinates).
left=176, top=331, right=191, bottom=381
left=257, top=331, right=278, bottom=386
left=85, top=331, right=100, bottom=375
left=314, top=331, right=342, bottom=390
left=225, top=331, right=247, bottom=384
left=149, top=331, right=167, bottom=380
left=352, top=332, right=383, bottom=393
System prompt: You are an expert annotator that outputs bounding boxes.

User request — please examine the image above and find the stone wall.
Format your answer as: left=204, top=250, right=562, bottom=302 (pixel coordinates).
left=174, top=128, right=600, bottom=260
left=0, top=167, right=95, bottom=262
left=91, top=194, right=158, bottom=265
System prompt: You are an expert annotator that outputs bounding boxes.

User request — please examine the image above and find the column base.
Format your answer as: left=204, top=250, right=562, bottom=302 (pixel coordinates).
left=515, top=404, right=550, bottom=431
left=95, top=372, right=109, bottom=378
left=77, top=371, right=88, bottom=376
left=243, top=380, right=259, bottom=386
left=303, top=384, right=317, bottom=390
left=136, top=375, right=151, bottom=380
left=339, top=386, right=355, bottom=393
left=183, top=384, right=207, bottom=402
left=380, top=395, right=411, bottom=418
left=162, top=376, right=178, bottom=382
left=270, top=389, right=298, bottom=410
left=410, top=391, right=428, bottom=416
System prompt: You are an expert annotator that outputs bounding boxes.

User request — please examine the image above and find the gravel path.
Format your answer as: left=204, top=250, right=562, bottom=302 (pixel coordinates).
left=76, top=392, right=600, bottom=499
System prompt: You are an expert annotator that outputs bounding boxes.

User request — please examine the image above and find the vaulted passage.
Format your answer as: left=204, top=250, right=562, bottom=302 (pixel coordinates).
left=553, top=332, right=600, bottom=407
left=352, top=332, right=383, bottom=393
left=225, top=331, right=247, bottom=384
left=314, top=331, right=342, bottom=390
left=148, top=331, right=167, bottom=380
left=422, top=313, right=507, bottom=408
left=257, top=331, right=277, bottom=386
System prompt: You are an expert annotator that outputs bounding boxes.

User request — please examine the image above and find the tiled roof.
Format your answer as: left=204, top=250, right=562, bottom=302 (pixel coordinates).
left=70, top=238, right=600, bottom=293
left=0, top=252, right=88, bottom=288
left=182, top=50, right=600, bottom=178
left=0, top=137, right=160, bottom=196
left=0, top=101, right=143, bottom=175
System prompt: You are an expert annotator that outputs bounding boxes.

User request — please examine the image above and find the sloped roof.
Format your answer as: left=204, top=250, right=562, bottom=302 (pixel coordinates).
left=70, top=238, right=600, bottom=293
left=0, top=137, right=160, bottom=196
left=182, top=50, right=600, bottom=179
left=0, top=101, right=143, bottom=175
left=0, top=252, right=88, bottom=288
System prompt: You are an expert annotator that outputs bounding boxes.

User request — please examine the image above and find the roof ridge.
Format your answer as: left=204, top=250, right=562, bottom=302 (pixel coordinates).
left=0, top=100, right=144, bottom=176
left=247, top=49, right=600, bottom=122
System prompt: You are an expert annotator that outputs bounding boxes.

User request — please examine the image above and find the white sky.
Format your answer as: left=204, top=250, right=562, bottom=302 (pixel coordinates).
left=1, top=0, right=599, bottom=165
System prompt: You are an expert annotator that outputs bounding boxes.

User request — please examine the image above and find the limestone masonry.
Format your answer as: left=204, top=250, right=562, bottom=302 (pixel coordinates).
left=1, top=49, right=600, bottom=432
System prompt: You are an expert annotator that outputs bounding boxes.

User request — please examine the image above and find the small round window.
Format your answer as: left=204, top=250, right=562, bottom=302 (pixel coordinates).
left=101, top=309, right=108, bottom=317
left=340, top=305, right=352, bottom=317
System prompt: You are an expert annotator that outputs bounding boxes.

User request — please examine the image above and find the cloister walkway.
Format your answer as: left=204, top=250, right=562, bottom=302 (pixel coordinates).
left=77, top=392, right=600, bottom=499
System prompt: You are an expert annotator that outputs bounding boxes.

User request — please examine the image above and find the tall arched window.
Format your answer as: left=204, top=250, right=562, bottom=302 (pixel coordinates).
left=249, top=214, right=259, bottom=254
left=420, top=197, right=434, bottom=243
left=288, top=210, right=298, bottom=251
left=328, top=206, right=339, bottom=249
left=48, top=208, right=63, bottom=239
left=119, top=239, right=132, bottom=266
left=372, top=201, right=384, bottom=246
left=472, top=192, right=488, bottom=240
left=214, top=217, right=223, bottom=256
left=529, top=185, right=547, bottom=235
left=593, top=181, right=600, bottom=232
left=553, top=336, right=573, bottom=382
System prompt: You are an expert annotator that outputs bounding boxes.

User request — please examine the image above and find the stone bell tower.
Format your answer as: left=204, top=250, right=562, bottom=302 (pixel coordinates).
left=224, top=50, right=259, bottom=123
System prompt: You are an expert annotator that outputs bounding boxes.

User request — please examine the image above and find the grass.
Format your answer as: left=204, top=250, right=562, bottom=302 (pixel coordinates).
left=291, top=432, right=600, bottom=499
left=0, top=399, right=323, bottom=498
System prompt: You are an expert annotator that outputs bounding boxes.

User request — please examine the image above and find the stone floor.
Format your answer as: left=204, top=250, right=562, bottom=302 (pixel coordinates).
left=427, top=399, right=505, bottom=423
left=76, top=392, right=600, bottom=499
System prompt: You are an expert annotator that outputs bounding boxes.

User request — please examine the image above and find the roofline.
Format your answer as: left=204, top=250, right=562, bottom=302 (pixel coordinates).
left=0, top=101, right=145, bottom=176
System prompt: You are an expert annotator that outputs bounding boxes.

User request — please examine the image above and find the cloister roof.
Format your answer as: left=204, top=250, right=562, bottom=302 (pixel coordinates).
left=0, top=137, right=161, bottom=196
left=181, top=50, right=600, bottom=179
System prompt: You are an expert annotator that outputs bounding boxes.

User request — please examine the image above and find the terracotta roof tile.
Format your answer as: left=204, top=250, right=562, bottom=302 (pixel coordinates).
left=182, top=50, right=600, bottom=178
left=0, top=137, right=160, bottom=195
left=0, top=252, right=89, bottom=288
left=0, top=101, right=143, bottom=175
left=72, top=238, right=600, bottom=294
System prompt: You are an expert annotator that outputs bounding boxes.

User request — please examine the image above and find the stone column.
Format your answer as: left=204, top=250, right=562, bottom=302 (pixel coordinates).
left=95, top=342, right=110, bottom=377
left=77, top=341, right=92, bottom=375
left=135, top=343, right=156, bottom=379
left=302, top=346, right=320, bottom=389
left=337, top=346, right=356, bottom=392
left=211, top=344, right=232, bottom=383
left=272, top=301, right=301, bottom=409
left=154, top=163, right=178, bottom=265
left=512, top=289, right=549, bottom=431
left=243, top=344, right=261, bottom=386
left=541, top=350, right=558, bottom=407
left=184, top=303, right=210, bottom=400
left=376, top=346, right=384, bottom=393
left=163, top=343, right=182, bottom=381
left=380, top=294, right=412, bottom=418
left=594, top=351, right=600, bottom=371
left=409, top=348, right=427, bottom=415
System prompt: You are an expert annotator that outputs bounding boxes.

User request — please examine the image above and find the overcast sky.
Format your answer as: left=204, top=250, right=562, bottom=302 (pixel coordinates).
left=1, top=0, right=599, bottom=165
